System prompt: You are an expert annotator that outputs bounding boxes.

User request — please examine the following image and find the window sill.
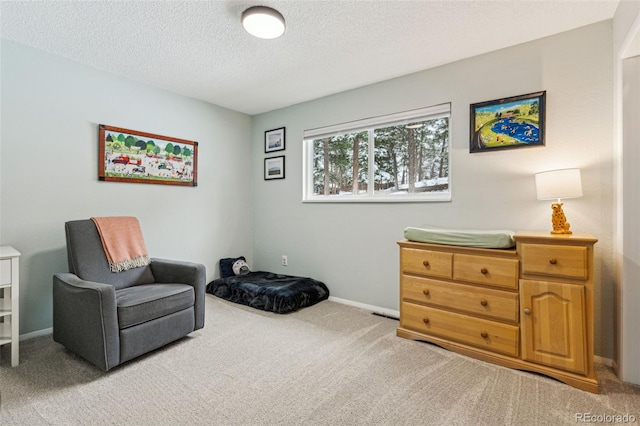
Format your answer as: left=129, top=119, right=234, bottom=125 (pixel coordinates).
left=302, top=193, right=451, bottom=203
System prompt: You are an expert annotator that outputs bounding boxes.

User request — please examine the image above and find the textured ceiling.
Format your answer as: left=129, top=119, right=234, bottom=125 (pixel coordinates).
left=0, top=0, right=620, bottom=115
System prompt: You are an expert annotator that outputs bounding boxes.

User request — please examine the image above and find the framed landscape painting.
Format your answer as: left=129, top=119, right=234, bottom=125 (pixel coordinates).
left=264, top=156, right=285, bottom=180
left=98, top=124, right=198, bottom=186
left=265, top=127, right=285, bottom=153
left=470, top=91, right=546, bottom=153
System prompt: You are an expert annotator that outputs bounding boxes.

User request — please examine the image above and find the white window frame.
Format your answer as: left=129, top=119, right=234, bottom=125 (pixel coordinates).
left=302, top=103, right=451, bottom=203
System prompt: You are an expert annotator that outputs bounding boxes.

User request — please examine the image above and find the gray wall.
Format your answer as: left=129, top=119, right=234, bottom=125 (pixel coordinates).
left=251, top=22, right=615, bottom=359
left=0, top=40, right=254, bottom=335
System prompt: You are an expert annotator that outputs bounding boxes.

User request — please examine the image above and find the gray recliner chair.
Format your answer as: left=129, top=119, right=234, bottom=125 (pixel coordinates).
left=53, top=219, right=205, bottom=371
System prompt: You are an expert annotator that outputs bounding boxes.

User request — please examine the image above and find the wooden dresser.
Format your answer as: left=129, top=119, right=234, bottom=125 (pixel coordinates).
left=397, top=231, right=598, bottom=393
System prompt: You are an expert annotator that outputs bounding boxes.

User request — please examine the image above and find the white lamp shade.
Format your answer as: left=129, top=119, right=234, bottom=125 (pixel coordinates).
left=242, top=6, right=285, bottom=39
left=535, top=168, right=583, bottom=200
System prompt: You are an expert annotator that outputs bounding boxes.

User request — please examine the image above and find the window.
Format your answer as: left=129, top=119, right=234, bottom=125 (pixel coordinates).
left=303, top=103, right=450, bottom=202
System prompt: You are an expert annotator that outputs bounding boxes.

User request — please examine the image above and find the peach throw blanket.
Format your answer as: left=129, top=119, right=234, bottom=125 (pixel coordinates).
left=91, top=216, right=151, bottom=272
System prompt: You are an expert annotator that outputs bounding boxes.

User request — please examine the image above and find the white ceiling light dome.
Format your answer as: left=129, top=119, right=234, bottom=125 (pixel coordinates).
left=241, top=6, right=286, bottom=39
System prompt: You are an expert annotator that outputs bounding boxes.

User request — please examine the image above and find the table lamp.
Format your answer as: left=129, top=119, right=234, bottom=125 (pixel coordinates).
left=535, top=168, right=583, bottom=235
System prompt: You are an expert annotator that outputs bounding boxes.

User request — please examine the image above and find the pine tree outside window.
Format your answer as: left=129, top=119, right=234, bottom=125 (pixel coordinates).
left=303, top=104, right=451, bottom=202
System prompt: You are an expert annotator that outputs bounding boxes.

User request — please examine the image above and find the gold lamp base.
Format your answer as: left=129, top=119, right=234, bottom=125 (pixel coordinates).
left=550, top=202, right=572, bottom=234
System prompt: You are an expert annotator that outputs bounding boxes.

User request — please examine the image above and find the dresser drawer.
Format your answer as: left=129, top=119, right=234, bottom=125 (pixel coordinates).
left=401, top=248, right=452, bottom=279
left=1, top=259, right=11, bottom=286
left=520, top=244, right=587, bottom=280
left=401, top=276, right=519, bottom=322
left=453, top=254, right=518, bottom=290
left=401, top=302, right=519, bottom=357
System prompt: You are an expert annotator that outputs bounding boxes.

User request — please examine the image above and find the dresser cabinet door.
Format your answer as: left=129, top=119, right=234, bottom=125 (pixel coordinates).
left=520, top=280, right=587, bottom=374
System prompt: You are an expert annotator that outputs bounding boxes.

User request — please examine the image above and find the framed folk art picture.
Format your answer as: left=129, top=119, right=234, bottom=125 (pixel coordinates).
left=98, top=125, right=198, bottom=186
left=470, top=91, right=546, bottom=153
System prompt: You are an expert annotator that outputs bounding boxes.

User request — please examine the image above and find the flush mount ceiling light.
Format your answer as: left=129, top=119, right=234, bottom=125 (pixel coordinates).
left=242, top=6, right=285, bottom=39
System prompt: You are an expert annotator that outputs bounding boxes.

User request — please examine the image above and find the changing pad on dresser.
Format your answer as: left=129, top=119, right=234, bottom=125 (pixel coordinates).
left=403, top=227, right=515, bottom=249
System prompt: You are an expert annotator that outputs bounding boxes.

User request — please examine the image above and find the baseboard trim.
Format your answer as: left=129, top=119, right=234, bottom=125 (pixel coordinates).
left=611, top=359, right=620, bottom=376
left=595, top=355, right=614, bottom=367
left=20, top=327, right=53, bottom=341
left=328, top=296, right=399, bottom=319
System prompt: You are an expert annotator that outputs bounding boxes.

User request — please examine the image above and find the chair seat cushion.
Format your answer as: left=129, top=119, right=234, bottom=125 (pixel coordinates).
left=116, top=284, right=194, bottom=329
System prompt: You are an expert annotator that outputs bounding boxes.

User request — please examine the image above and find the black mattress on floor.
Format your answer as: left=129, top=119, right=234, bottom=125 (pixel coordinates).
left=206, top=271, right=329, bottom=314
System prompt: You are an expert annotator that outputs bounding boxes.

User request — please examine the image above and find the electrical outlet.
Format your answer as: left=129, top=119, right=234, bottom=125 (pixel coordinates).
left=282, top=255, right=288, bottom=266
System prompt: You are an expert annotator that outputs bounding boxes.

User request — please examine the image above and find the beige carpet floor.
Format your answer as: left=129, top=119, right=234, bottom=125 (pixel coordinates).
left=1, top=296, right=639, bottom=425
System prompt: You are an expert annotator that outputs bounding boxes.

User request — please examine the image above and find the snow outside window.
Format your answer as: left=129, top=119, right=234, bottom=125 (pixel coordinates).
left=303, top=103, right=451, bottom=202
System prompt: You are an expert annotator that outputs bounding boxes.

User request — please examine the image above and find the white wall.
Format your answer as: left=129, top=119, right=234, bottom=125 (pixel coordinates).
left=614, top=0, right=640, bottom=384
left=621, top=55, right=640, bottom=384
left=251, top=22, right=615, bottom=359
left=0, top=40, right=254, bottom=335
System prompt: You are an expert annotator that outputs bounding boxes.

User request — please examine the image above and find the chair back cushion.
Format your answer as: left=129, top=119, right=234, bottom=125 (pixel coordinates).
left=65, top=219, right=155, bottom=289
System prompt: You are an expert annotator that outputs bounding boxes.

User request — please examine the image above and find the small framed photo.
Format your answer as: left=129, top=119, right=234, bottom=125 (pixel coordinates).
left=470, top=91, right=546, bottom=153
left=265, top=127, right=285, bottom=153
left=264, top=156, right=285, bottom=180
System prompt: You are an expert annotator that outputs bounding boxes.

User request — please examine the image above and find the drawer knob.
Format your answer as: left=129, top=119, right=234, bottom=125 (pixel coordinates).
left=480, top=299, right=488, bottom=306
left=423, top=289, right=430, bottom=296
left=549, top=259, right=558, bottom=265
left=423, top=318, right=430, bottom=325
left=423, top=260, right=430, bottom=267
left=524, top=308, right=531, bottom=315
left=480, top=268, right=488, bottom=274
left=480, top=331, right=489, bottom=338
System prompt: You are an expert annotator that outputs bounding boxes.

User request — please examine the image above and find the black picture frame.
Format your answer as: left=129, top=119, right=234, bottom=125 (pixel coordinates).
left=264, top=156, right=285, bottom=180
left=265, top=127, right=285, bottom=153
left=470, top=91, right=546, bottom=153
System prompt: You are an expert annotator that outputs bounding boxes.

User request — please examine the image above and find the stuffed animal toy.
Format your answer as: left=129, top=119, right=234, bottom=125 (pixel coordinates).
left=232, top=258, right=251, bottom=276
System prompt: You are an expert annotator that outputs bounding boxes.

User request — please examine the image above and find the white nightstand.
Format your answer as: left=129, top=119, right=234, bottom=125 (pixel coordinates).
left=1, top=245, right=20, bottom=367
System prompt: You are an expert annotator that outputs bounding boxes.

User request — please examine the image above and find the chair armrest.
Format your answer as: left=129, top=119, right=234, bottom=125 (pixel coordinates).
left=53, top=273, right=120, bottom=371
left=150, top=258, right=206, bottom=330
